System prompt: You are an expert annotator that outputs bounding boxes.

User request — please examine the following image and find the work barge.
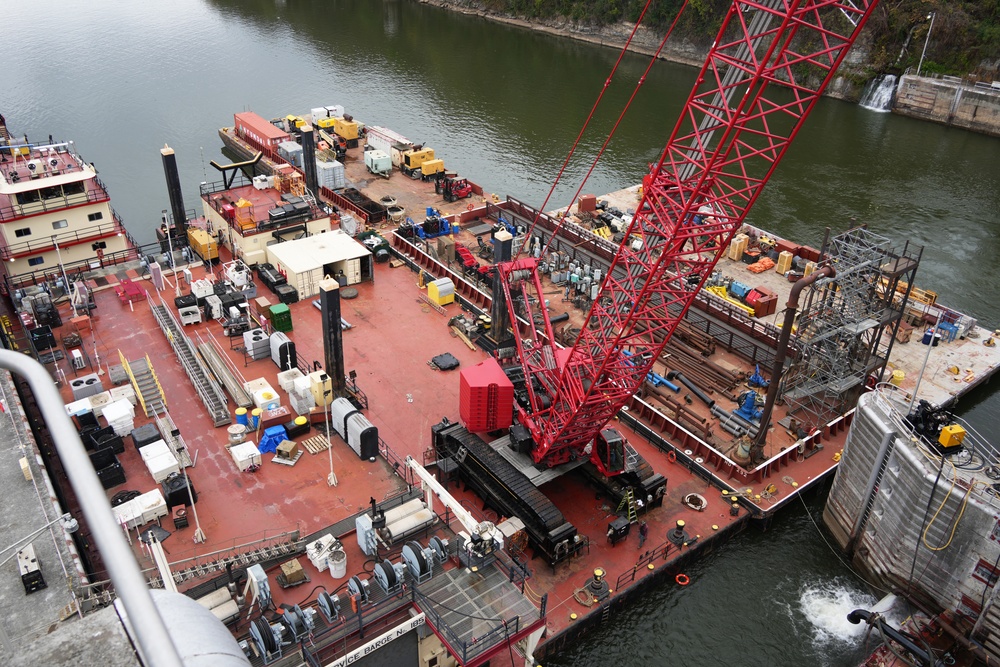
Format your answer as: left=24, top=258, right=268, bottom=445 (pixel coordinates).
left=4, top=110, right=1000, bottom=667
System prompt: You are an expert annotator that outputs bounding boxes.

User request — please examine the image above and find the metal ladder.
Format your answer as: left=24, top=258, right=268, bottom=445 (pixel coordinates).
left=617, top=488, right=638, bottom=525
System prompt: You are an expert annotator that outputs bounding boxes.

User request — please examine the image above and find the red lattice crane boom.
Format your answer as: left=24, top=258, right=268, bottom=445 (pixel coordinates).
left=505, top=0, right=879, bottom=473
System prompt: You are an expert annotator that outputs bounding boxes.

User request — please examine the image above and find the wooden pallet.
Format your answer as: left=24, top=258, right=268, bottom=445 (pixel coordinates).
left=271, top=450, right=304, bottom=467
left=302, top=435, right=331, bottom=454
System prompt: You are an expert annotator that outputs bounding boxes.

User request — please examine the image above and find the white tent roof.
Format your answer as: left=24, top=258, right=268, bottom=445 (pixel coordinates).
left=267, top=229, right=371, bottom=274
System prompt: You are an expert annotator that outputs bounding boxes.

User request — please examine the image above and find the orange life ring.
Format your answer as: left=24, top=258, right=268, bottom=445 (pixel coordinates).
left=667, top=450, right=677, bottom=463
left=467, top=203, right=474, bottom=212
left=676, top=573, right=690, bottom=586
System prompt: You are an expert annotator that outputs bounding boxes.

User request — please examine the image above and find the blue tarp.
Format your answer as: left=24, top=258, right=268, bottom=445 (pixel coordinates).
left=258, top=426, right=286, bottom=454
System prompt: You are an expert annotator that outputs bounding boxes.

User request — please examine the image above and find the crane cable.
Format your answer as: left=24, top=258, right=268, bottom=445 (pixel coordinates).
left=518, top=0, right=690, bottom=259
left=534, top=0, right=691, bottom=259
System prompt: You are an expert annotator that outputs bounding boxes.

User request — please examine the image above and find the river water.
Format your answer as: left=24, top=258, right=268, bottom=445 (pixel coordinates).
left=4, top=1, right=1000, bottom=664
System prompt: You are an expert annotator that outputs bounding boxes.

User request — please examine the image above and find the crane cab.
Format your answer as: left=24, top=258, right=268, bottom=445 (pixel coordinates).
left=595, top=428, right=626, bottom=475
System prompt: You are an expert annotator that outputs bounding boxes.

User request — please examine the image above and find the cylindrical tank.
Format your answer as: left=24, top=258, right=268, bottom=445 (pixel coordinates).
left=329, top=549, right=347, bottom=578
left=227, top=424, right=247, bottom=445
left=235, top=407, right=248, bottom=426
left=382, top=498, right=426, bottom=526
left=384, top=508, right=435, bottom=542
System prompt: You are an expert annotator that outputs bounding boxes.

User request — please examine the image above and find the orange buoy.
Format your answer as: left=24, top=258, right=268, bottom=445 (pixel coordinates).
left=675, top=573, right=690, bottom=586
left=467, top=203, right=474, bottom=212
left=666, top=450, right=677, bottom=463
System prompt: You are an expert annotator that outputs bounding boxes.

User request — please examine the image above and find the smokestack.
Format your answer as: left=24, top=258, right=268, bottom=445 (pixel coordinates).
left=300, top=124, right=319, bottom=197
left=160, top=144, right=187, bottom=232
left=319, top=276, right=346, bottom=394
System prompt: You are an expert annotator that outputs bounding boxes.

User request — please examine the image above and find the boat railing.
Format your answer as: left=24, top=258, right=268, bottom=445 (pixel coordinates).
left=379, top=435, right=415, bottom=486
left=614, top=539, right=681, bottom=591
left=0, top=220, right=127, bottom=260
left=0, top=182, right=111, bottom=221
left=410, top=585, right=526, bottom=665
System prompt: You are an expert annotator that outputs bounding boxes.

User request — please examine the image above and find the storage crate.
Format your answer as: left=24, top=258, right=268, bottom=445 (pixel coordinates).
left=427, top=278, right=455, bottom=306
left=270, top=304, right=293, bottom=332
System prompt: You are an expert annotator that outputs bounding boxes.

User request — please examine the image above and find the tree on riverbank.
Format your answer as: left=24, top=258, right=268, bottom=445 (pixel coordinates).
left=482, top=0, right=1000, bottom=79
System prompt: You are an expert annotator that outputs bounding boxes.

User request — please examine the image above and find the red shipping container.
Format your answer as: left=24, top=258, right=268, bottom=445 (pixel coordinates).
left=460, top=358, right=514, bottom=432
left=578, top=194, right=598, bottom=213
left=798, top=245, right=821, bottom=262
left=775, top=239, right=800, bottom=256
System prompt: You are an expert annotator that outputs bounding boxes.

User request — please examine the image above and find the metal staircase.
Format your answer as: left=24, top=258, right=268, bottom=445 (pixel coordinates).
left=149, top=297, right=231, bottom=427
left=120, top=351, right=166, bottom=417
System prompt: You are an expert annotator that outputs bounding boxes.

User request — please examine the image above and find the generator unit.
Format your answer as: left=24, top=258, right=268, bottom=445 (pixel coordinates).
left=329, top=397, right=378, bottom=460
left=269, top=332, right=297, bottom=371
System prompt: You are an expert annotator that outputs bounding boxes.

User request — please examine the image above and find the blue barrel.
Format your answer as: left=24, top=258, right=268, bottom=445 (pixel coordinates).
left=250, top=408, right=262, bottom=429
left=235, top=407, right=248, bottom=426
left=922, top=328, right=934, bottom=345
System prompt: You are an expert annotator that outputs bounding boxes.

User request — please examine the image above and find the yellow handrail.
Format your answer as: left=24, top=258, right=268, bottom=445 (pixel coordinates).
left=145, top=353, right=168, bottom=412
left=118, top=350, right=147, bottom=417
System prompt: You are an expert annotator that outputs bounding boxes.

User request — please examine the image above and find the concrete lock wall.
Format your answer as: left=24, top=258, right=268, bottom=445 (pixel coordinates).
left=894, top=74, right=1000, bottom=137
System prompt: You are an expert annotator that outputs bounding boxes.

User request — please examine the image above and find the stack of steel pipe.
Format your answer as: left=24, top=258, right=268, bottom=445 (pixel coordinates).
left=659, top=344, right=741, bottom=396
left=640, top=381, right=712, bottom=439
left=673, top=319, right=716, bottom=356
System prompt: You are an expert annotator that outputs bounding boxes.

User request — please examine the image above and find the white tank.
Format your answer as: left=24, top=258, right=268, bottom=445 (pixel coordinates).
left=329, top=548, right=347, bottom=578
left=382, top=498, right=426, bottom=526
left=384, top=508, right=435, bottom=542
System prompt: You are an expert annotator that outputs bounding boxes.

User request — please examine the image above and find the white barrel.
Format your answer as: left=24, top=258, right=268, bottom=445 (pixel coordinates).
left=384, top=508, right=435, bottom=542
left=382, top=498, right=426, bottom=527
left=329, top=549, right=347, bottom=579
left=227, top=424, right=247, bottom=445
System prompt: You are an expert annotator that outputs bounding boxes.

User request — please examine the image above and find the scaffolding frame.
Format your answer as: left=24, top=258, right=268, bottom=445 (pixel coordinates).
left=779, top=227, right=922, bottom=430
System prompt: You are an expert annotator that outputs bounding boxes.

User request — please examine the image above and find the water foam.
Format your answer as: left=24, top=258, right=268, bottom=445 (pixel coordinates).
left=799, top=580, right=877, bottom=648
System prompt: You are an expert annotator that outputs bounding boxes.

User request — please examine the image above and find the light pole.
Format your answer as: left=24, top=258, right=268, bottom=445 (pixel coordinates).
left=324, top=386, right=337, bottom=486
left=916, top=12, right=936, bottom=77
left=51, top=235, right=74, bottom=316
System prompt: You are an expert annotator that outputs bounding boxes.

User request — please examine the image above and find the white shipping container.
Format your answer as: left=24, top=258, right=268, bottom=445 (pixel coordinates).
left=316, top=160, right=346, bottom=189
left=364, top=125, right=411, bottom=155
left=310, top=107, right=328, bottom=121
left=325, top=105, right=345, bottom=118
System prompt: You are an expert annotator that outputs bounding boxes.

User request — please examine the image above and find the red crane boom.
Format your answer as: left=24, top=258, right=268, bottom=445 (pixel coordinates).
left=504, top=0, right=879, bottom=473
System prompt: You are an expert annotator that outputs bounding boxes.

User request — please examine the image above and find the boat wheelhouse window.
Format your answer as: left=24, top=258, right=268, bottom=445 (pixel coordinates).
left=64, top=181, right=85, bottom=196
left=972, top=559, right=1000, bottom=587
left=14, top=228, right=31, bottom=237
left=52, top=220, right=68, bottom=229
left=28, top=257, right=44, bottom=266
left=40, top=186, right=61, bottom=200
left=87, top=212, right=103, bottom=222
left=15, top=189, right=40, bottom=204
